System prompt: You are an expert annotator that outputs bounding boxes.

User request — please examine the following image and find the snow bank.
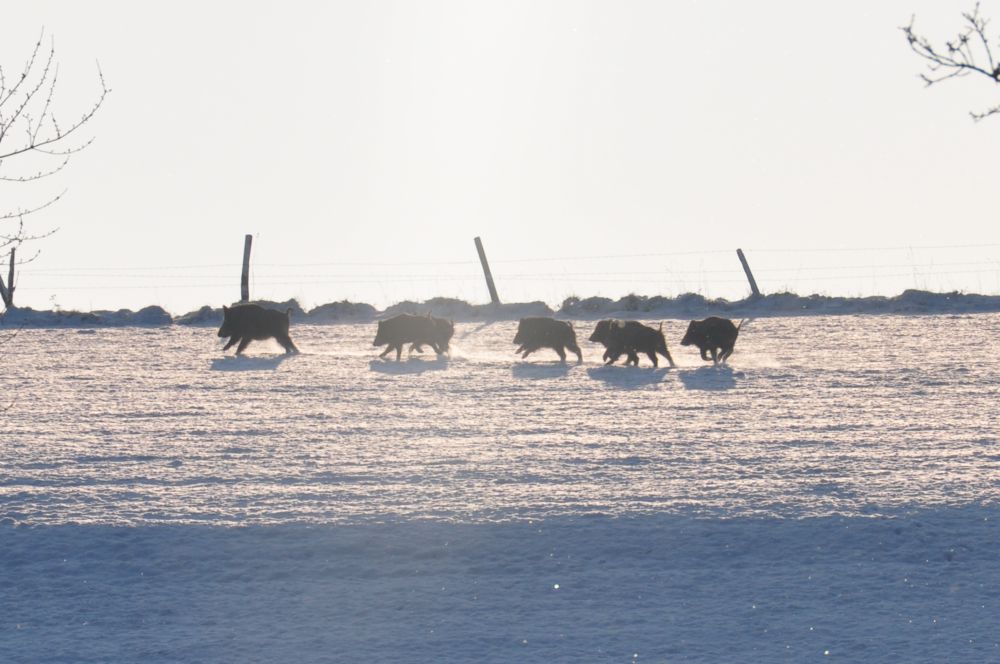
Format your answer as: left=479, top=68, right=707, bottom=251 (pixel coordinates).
left=6, top=290, right=1000, bottom=328
left=557, top=289, right=1000, bottom=318
left=306, top=299, right=379, bottom=323
left=173, top=299, right=377, bottom=327
left=0, top=304, right=172, bottom=328
left=383, top=297, right=553, bottom=320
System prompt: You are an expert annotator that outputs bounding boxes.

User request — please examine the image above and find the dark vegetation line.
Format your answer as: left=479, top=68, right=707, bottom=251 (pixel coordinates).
left=3, top=289, right=1000, bottom=328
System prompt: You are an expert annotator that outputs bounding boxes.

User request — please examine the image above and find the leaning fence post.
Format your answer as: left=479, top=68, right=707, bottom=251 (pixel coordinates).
left=474, top=236, right=501, bottom=305
left=0, top=249, right=9, bottom=308
left=240, top=234, right=253, bottom=303
left=6, top=247, right=15, bottom=307
left=736, top=248, right=761, bottom=298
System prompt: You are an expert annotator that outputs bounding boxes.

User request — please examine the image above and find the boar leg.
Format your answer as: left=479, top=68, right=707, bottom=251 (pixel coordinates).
left=395, top=344, right=404, bottom=361
left=661, top=349, right=676, bottom=368
left=699, top=347, right=711, bottom=361
left=604, top=343, right=622, bottom=365
left=567, top=342, right=583, bottom=363
left=709, top=347, right=719, bottom=364
left=277, top=334, right=299, bottom=354
left=379, top=346, right=393, bottom=359
left=646, top=351, right=657, bottom=367
left=222, top=336, right=240, bottom=351
left=554, top=345, right=567, bottom=362
left=235, top=337, right=253, bottom=355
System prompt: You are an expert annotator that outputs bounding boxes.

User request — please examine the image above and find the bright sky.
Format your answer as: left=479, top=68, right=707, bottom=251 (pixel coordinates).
left=2, top=1, right=999, bottom=314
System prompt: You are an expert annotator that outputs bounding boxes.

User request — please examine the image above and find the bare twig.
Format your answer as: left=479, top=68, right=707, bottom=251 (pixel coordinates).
left=0, top=29, right=106, bottom=317
left=0, top=31, right=108, bottom=169
left=0, top=154, right=69, bottom=182
left=0, top=190, right=65, bottom=221
left=902, top=2, right=1000, bottom=120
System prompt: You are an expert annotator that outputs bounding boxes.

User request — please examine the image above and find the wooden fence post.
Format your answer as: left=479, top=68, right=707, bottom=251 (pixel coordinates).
left=736, top=248, right=761, bottom=298
left=240, top=234, right=252, bottom=303
left=8, top=247, right=15, bottom=307
left=0, top=247, right=14, bottom=308
left=474, top=236, right=500, bottom=305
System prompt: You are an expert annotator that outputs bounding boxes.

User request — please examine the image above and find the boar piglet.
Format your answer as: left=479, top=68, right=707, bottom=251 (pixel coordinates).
left=589, top=319, right=675, bottom=368
left=374, top=313, right=454, bottom=361
left=513, top=317, right=583, bottom=362
left=680, top=316, right=742, bottom=364
left=218, top=304, right=299, bottom=355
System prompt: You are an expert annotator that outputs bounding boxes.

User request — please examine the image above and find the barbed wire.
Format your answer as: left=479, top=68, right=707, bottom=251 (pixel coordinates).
left=16, top=263, right=1000, bottom=283
left=16, top=242, right=1000, bottom=274
left=9, top=243, right=999, bottom=301
left=14, top=268, right=1000, bottom=291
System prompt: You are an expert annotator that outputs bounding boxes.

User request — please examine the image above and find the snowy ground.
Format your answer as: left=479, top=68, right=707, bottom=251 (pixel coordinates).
left=2, top=315, right=999, bottom=662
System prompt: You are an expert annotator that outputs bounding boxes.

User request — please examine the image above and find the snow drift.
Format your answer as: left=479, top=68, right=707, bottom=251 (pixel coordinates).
left=4, top=289, right=1000, bottom=328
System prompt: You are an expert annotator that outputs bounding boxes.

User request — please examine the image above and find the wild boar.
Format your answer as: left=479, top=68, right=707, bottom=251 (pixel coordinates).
left=680, top=316, right=743, bottom=364
left=588, top=319, right=675, bottom=368
left=218, top=304, right=299, bottom=355
left=513, top=317, right=583, bottom=362
left=374, top=313, right=454, bottom=361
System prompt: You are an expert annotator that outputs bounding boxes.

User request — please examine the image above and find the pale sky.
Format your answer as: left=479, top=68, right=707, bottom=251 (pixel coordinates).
left=1, top=1, right=999, bottom=314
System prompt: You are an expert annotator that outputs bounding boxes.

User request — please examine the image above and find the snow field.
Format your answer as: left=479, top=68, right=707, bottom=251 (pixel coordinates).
left=2, top=314, right=999, bottom=662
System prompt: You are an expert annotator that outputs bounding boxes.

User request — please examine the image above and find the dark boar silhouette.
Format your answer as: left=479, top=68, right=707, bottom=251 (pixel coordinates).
left=680, top=316, right=743, bottom=364
left=218, top=304, right=299, bottom=355
left=588, top=319, right=675, bottom=368
left=374, top=313, right=454, bottom=361
left=513, top=317, right=582, bottom=362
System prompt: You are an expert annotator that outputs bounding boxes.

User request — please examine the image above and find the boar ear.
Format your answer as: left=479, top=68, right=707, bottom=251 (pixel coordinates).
left=222, top=305, right=228, bottom=312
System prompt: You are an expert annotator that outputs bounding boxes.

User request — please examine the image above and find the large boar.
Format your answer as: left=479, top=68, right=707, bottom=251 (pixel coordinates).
left=218, top=304, right=299, bottom=355
left=513, top=317, right=583, bottom=362
left=680, top=316, right=743, bottom=364
left=374, top=313, right=454, bottom=361
left=588, top=319, right=675, bottom=368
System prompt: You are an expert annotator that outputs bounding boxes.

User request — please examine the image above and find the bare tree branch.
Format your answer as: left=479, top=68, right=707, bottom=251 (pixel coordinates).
left=0, top=154, right=69, bottom=182
left=0, top=30, right=109, bottom=165
left=902, top=2, right=1000, bottom=121
left=0, top=191, right=65, bottom=221
left=0, top=31, right=44, bottom=111
left=0, top=30, right=107, bottom=313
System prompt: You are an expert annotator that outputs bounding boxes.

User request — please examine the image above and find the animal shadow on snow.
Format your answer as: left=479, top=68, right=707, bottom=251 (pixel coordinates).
left=369, top=357, right=449, bottom=375
left=210, top=354, right=293, bottom=372
left=457, top=320, right=496, bottom=341
left=678, top=365, right=739, bottom=391
left=586, top=366, right=669, bottom=389
left=511, top=362, right=572, bottom=380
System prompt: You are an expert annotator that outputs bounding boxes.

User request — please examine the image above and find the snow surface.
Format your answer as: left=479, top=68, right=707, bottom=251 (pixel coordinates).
left=2, top=315, right=1000, bottom=662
